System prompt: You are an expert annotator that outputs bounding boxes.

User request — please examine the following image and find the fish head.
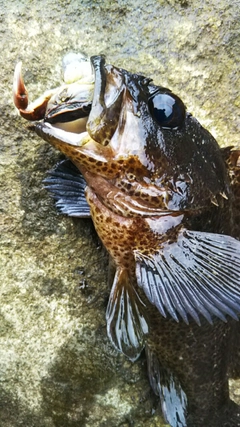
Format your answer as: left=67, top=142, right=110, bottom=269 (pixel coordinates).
left=13, top=54, right=230, bottom=211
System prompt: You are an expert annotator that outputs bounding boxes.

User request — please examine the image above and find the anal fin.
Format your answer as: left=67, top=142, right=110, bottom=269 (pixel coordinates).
left=43, top=159, right=91, bottom=217
left=146, top=345, right=187, bottom=427
left=106, top=268, right=148, bottom=362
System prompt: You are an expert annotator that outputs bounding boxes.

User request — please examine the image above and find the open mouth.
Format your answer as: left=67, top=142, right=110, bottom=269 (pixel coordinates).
left=43, top=56, right=96, bottom=135
left=14, top=55, right=124, bottom=147
left=45, top=91, right=92, bottom=125
left=44, top=55, right=125, bottom=146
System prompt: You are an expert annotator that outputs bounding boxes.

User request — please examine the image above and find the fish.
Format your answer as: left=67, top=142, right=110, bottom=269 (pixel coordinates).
left=13, top=53, right=240, bottom=427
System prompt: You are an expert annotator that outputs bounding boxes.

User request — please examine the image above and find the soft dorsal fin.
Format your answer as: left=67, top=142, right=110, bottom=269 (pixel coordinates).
left=106, top=268, right=148, bottom=362
left=43, top=159, right=91, bottom=217
left=134, top=229, right=240, bottom=325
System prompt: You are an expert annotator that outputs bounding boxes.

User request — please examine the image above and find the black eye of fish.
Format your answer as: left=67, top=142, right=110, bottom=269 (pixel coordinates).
left=148, top=91, right=186, bottom=129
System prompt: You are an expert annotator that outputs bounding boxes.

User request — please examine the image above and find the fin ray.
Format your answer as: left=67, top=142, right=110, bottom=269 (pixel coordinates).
left=106, top=268, right=148, bottom=362
left=146, top=345, right=187, bottom=427
left=43, top=159, right=91, bottom=217
left=156, top=261, right=199, bottom=324
left=135, top=230, right=240, bottom=324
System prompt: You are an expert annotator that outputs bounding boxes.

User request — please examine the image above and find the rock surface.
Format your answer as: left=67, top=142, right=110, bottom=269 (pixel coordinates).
left=0, top=1, right=239, bottom=426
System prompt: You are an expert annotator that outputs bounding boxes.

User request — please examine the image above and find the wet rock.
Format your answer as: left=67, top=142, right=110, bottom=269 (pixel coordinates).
left=0, top=0, right=239, bottom=426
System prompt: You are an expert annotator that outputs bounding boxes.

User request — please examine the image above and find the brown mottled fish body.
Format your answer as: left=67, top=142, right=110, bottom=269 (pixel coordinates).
left=13, top=55, right=240, bottom=427
left=87, top=147, right=240, bottom=427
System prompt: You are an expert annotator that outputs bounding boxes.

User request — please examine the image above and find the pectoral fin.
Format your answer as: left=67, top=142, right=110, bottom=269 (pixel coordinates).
left=43, top=159, right=90, bottom=217
left=146, top=345, right=187, bottom=427
left=106, top=268, right=148, bottom=362
left=134, top=230, right=240, bottom=325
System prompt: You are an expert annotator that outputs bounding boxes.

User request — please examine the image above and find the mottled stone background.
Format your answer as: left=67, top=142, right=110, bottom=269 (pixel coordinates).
left=0, top=1, right=239, bottom=426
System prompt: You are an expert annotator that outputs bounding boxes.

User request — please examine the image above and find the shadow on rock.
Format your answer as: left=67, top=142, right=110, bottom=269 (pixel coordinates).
left=0, top=388, right=47, bottom=427
left=40, top=331, right=160, bottom=427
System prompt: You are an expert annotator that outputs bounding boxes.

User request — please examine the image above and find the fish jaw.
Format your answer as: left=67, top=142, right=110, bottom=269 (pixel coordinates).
left=33, top=122, right=117, bottom=175
left=86, top=55, right=125, bottom=145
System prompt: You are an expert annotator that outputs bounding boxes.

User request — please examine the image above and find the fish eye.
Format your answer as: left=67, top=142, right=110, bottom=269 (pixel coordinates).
left=148, top=91, right=186, bottom=129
